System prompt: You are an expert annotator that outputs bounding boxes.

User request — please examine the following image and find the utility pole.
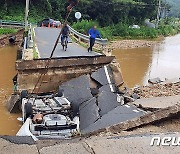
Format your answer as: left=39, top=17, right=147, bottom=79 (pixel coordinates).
left=156, top=0, right=161, bottom=28
left=25, top=0, right=30, bottom=31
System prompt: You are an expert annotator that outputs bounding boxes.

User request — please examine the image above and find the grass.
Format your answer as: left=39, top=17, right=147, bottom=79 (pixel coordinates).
left=0, top=28, right=18, bottom=36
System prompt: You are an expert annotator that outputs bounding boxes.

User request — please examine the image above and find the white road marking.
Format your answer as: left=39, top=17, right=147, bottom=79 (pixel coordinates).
left=104, top=65, right=114, bottom=92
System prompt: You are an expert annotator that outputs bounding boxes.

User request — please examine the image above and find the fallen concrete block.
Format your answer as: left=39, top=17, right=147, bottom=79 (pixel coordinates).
left=161, top=78, right=180, bottom=85
left=81, top=105, right=145, bottom=134
left=99, top=84, right=117, bottom=93
left=133, top=95, right=180, bottom=111
left=6, top=94, right=20, bottom=113
left=107, top=103, right=180, bottom=134
left=91, top=66, right=115, bottom=86
left=59, top=75, right=93, bottom=115
left=97, top=91, right=122, bottom=116
left=79, top=97, right=100, bottom=130
left=148, top=78, right=162, bottom=84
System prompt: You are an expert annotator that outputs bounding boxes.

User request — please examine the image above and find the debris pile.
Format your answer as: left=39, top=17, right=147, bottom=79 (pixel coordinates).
left=59, top=65, right=146, bottom=135
left=133, top=82, right=180, bottom=98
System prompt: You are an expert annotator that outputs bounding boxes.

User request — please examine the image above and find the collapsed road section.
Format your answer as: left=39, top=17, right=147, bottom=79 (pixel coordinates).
left=15, top=55, right=117, bottom=93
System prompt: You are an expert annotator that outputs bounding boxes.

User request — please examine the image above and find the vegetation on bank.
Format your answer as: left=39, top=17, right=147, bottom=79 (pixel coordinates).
left=0, top=0, right=159, bottom=26
left=72, top=18, right=180, bottom=39
left=0, top=28, right=18, bottom=36
left=0, top=0, right=180, bottom=39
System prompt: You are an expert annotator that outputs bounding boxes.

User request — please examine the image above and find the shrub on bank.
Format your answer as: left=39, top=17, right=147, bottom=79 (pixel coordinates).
left=72, top=20, right=99, bottom=35
left=72, top=19, right=180, bottom=40
left=0, top=28, right=17, bottom=35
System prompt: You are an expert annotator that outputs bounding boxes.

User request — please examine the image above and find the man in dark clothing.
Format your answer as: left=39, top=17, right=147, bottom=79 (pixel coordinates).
left=67, top=0, right=80, bottom=12
left=88, top=26, right=101, bottom=52
left=61, top=23, right=70, bottom=45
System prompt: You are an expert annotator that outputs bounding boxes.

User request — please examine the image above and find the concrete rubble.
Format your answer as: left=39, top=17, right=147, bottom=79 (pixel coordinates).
left=57, top=65, right=146, bottom=134
left=132, top=95, right=180, bottom=111
left=57, top=72, right=180, bottom=136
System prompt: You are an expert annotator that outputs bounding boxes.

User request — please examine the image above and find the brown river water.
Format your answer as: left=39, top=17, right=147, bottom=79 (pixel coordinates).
left=0, top=34, right=180, bottom=135
left=113, top=34, right=180, bottom=88
left=0, top=46, right=21, bottom=135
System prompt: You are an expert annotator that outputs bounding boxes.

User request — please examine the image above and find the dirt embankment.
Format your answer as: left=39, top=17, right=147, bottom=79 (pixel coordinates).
left=108, top=39, right=160, bottom=50
left=133, top=83, right=180, bottom=98
left=0, top=28, right=24, bottom=48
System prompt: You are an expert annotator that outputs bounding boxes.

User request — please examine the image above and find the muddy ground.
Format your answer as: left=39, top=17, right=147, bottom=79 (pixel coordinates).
left=133, top=83, right=180, bottom=98
left=108, top=39, right=160, bottom=50
left=0, top=28, right=24, bottom=48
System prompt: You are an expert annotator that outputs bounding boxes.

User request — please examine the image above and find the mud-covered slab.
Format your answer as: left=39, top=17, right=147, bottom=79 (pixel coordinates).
left=59, top=75, right=93, bottom=115
left=79, top=98, right=100, bottom=130
left=161, top=78, right=180, bottom=85
left=97, top=91, right=122, bottom=116
left=81, top=105, right=145, bottom=134
left=133, top=95, right=180, bottom=110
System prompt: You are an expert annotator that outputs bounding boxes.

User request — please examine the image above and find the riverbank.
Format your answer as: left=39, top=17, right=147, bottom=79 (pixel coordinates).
left=0, top=28, right=24, bottom=48
left=108, top=39, right=160, bottom=50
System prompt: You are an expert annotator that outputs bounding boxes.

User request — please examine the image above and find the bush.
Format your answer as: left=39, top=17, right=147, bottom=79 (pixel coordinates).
left=72, top=20, right=99, bottom=35
left=72, top=19, right=180, bottom=40
left=0, top=28, right=17, bottom=35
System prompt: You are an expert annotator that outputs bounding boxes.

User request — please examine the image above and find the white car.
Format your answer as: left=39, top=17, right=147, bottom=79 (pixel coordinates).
left=17, top=92, right=79, bottom=140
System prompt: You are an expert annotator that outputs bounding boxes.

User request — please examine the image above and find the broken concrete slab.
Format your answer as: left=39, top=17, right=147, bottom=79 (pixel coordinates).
left=91, top=66, right=115, bottom=87
left=40, top=142, right=89, bottom=154
left=97, top=91, right=122, bottom=116
left=110, top=62, right=124, bottom=87
left=85, top=134, right=180, bottom=154
left=0, top=136, right=35, bottom=145
left=59, top=75, right=93, bottom=115
left=0, top=138, right=38, bottom=154
left=161, top=78, right=180, bottom=85
left=79, top=98, right=100, bottom=130
left=82, top=105, right=145, bottom=134
left=16, top=56, right=115, bottom=71
left=133, top=95, right=180, bottom=110
left=107, top=103, right=180, bottom=134
left=148, top=78, right=162, bottom=84
left=16, top=56, right=115, bottom=93
left=99, top=84, right=117, bottom=93
left=6, top=94, right=20, bottom=113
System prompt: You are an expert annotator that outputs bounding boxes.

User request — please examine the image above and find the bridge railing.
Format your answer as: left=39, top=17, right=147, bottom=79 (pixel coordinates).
left=0, top=20, right=25, bottom=27
left=68, top=26, right=108, bottom=46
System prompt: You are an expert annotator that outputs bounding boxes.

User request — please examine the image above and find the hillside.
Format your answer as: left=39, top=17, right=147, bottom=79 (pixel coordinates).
left=0, top=0, right=158, bottom=26
left=165, top=0, right=180, bottom=17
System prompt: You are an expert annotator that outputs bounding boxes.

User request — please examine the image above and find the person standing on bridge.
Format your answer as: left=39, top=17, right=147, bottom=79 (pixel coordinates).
left=88, top=26, right=101, bottom=52
left=61, top=23, right=70, bottom=45
left=67, top=0, right=80, bottom=12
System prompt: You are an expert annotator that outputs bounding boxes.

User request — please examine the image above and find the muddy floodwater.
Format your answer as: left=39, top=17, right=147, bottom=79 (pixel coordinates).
left=0, top=46, right=21, bottom=135
left=113, top=34, right=180, bottom=88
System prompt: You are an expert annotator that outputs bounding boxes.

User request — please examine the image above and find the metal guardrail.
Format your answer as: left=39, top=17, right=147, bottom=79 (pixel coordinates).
left=68, top=26, right=108, bottom=45
left=0, top=20, right=25, bottom=27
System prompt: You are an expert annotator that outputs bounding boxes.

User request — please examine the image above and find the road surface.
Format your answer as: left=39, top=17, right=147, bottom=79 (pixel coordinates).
left=34, top=27, right=99, bottom=58
left=0, top=133, right=180, bottom=154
